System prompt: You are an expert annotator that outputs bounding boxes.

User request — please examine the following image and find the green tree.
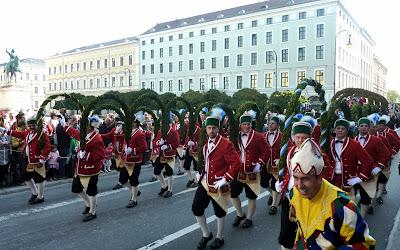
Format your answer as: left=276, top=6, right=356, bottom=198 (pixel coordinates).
left=181, top=90, right=204, bottom=109
left=53, top=93, right=95, bottom=111
left=203, top=89, right=231, bottom=105
left=159, top=92, right=176, bottom=105
left=231, top=88, right=268, bottom=109
left=387, top=90, right=400, bottom=103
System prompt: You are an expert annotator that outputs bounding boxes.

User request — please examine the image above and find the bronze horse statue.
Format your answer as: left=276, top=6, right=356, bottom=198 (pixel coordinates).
left=3, top=49, right=21, bottom=83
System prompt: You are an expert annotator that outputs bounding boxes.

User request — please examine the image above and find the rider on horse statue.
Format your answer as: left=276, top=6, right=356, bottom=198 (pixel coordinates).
left=4, top=49, right=21, bottom=83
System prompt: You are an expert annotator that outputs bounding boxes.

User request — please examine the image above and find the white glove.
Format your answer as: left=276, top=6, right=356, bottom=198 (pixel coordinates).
left=115, top=125, right=122, bottom=134
left=125, top=146, right=133, bottom=155
left=79, top=150, right=86, bottom=159
left=214, top=178, right=227, bottom=190
left=160, top=145, right=168, bottom=151
left=39, top=158, right=46, bottom=164
left=59, top=115, right=66, bottom=126
left=253, top=163, right=261, bottom=173
left=273, top=159, right=280, bottom=167
left=196, top=172, right=201, bottom=182
left=275, top=181, right=283, bottom=193
left=182, top=149, right=186, bottom=156
left=371, top=167, right=382, bottom=176
left=347, top=177, right=362, bottom=186
left=188, top=140, right=195, bottom=146
left=159, top=138, right=165, bottom=145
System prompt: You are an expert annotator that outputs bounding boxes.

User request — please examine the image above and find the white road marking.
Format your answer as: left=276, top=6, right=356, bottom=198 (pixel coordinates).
left=173, top=187, right=197, bottom=196
left=0, top=174, right=187, bottom=223
left=386, top=206, right=400, bottom=250
left=137, top=191, right=269, bottom=250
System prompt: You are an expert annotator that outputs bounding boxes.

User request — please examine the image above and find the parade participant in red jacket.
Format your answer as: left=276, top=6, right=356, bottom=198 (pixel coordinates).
left=183, top=119, right=201, bottom=188
left=62, top=115, right=105, bottom=222
left=1, top=115, right=51, bottom=205
left=192, top=111, right=241, bottom=250
left=231, top=111, right=269, bottom=228
left=355, top=117, right=391, bottom=217
left=111, top=120, right=128, bottom=190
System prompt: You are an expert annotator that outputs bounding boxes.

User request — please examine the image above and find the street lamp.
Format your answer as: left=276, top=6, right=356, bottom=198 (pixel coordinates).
left=272, top=50, right=278, bottom=92
left=333, top=29, right=352, bottom=95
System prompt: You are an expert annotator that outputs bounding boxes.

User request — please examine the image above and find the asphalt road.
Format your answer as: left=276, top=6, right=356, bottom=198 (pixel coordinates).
left=0, top=164, right=399, bottom=250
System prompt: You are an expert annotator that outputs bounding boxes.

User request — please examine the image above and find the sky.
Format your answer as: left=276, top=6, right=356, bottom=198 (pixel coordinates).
left=0, top=0, right=398, bottom=91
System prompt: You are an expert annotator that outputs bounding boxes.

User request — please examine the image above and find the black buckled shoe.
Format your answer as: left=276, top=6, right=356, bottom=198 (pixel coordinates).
left=210, top=238, right=224, bottom=249
left=126, top=200, right=138, bottom=208
left=377, top=197, right=383, bottom=205
left=232, top=214, right=246, bottom=227
left=112, top=183, right=123, bottom=190
left=267, top=195, right=273, bottom=206
left=158, top=186, right=168, bottom=195
left=137, top=190, right=141, bottom=197
left=177, top=171, right=184, bottom=176
left=242, top=218, right=253, bottom=228
left=28, top=194, right=38, bottom=204
left=30, top=197, right=44, bottom=205
left=197, top=232, right=213, bottom=250
left=383, top=188, right=388, bottom=195
left=82, top=213, right=97, bottom=222
left=367, top=206, right=374, bottom=214
left=164, top=191, right=173, bottom=198
left=269, top=206, right=278, bottom=215
left=82, top=207, right=90, bottom=215
left=190, top=182, right=199, bottom=188
left=186, top=180, right=194, bottom=187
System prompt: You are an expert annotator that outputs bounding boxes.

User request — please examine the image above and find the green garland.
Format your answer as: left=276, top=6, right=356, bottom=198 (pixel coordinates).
left=195, top=101, right=215, bottom=125
left=166, top=97, right=196, bottom=140
left=92, top=103, right=126, bottom=122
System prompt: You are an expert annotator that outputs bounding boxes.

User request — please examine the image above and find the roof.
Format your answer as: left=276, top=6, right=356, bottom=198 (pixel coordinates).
left=55, top=36, right=138, bottom=56
left=142, top=0, right=320, bottom=35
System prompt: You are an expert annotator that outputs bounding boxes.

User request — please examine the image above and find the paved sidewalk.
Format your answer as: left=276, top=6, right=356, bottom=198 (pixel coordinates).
left=386, top=206, right=400, bottom=250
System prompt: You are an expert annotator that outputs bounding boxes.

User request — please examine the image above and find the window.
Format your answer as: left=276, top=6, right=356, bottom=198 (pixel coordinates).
left=224, top=25, right=230, bottom=32
left=97, top=60, right=100, bottom=69
left=223, top=76, right=229, bottom=89
left=83, top=63, right=86, bottom=71
left=224, top=56, right=229, bottom=68
left=111, top=77, right=115, bottom=87
left=118, top=76, right=124, bottom=87
left=150, top=39, right=154, bottom=44
left=142, top=51, right=145, bottom=60
left=266, top=32, right=272, bottom=44
left=266, top=51, right=274, bottom=64
left=299, top=11, right=306, bottom=19
left=142, top=40, right=146, bottom=46
left=178, top=61, right=183, bottom=71
left=189, top=79, right=194, bottom=90
left=159, top=81, right=164, bottom=92
left=141, top=82, right=146, bottom=89
left=35, top=101, right=38, bottom=109
left=266, top=17, right=273, bottom=25
left=169, top=46, right=173, bottom=56
left=282, top=29, right=288, bottom=42
left=150, top=81, right=154, bottom=90
left=297, top=71, right=306, bottom=84
left=299, top=26, right=306, bottom=40
left=316, top=24, right=324, bottom=38
left=251, top=20, right=258, bottom=27
left=316, top=45, right=324, bottom=59
left=315, top=70, right=325, bottom=84
left=142, top=65, right=146, bottom=75
left=189, top=31, right=194, bottom=37
left=168, top=80, right=173, bottom=91
left=97, top=79, right=100, bottom=88
left=179, top=33, right=183, bottom=39
left=150, top=64, right=154, bottom=74
left=212, top=27, right=217, bottom=34
left=237, top=23, right=243, bottom=29
left=54, top=82, right=57, bottom=90
left=65, top=81, right=68, bottom=90
left=211, top=77, right=217, bottom=89
left=237, top=36, right=243, bottom=47
left=250, top=74, right=257, bottom=88
left=34, top=74, right=39, bottom=81
left=189, top=60, right=194, bottom=71
left=189, top=43, right=193, bottom=54
left=200, top=29, right=205, bottom=36
left=212, top=40, right=217, bottom=51
left=34, top=87, right=38, bottom=94
left=160, top=63, right=164, bottom=73
left=64, top=65, right=68, bottom=73
left=200, top=78, right=205, bottom=91
left=120, top=56, right=124, bottom=66
left=178, top=79, right=183, bottom=91
left=211, top=57, right=217, bottom=68
left=104, top=59, right=108, bottom=68
left=169, top=35, right=173, bottom=41
left=169, top=62, right=173, bottom=72
left=160, top=37, right=164, bottom=43
left=224, top=38, right=229, bottom=49
left=111, top=58, right=115, bottom=67
left=104, top=78, right=107, bottom=88
left=281, top=49, right=288, bottom=62
left=26, top=73, right=30, bottom=80
left=317, top=8, right=325, bottom=17
left=60, top=82, right=63, bottom=90
left=200, top=59, right=205, bottom=69
left=282, top=15, right=289, bottom=22
left=53, top=67, right=56, bottom=74
left=281, top=72, right=289, bottom=87
left=48, top=82, right=52, bottom=91
left=160, top=48, right=164, bottom=58
left=251, top=34, right=257, bottom=46
left=77, top=63, right=80, bottom=71
left=237, top=54, right=243, bottom=66
left=200, top=42, right=205, bottom=52
left=237, top=75, right=243, bottom=89
left=250, top=52, right=257, bottom=65
left=48, top=68, right=52, bottom=75
left=298, top=47, right=305, bottom=61
left=265, top=73, right=273, bottom=88
left=128, top=75, right=132, bottom=86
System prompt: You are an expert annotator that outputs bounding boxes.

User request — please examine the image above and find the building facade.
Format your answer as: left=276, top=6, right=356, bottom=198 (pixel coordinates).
left=0, top=58, right=46, bottom=111
left=45, top=36, right=139, bottom=97
left=373, top=56, right=387, bottom=98
left=138, top=0, right=386, bottom=100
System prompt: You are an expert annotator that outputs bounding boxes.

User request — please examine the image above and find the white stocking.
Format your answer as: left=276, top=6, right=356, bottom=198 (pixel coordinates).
left=231, top=197, right=244, bottom=217
left=89, top=195, right=97, bottom=215
left=78, top=191, right=90, bottom=207
left=25, top=179, right=38, bottom=195
left=195, top=215, right=210, bottom=237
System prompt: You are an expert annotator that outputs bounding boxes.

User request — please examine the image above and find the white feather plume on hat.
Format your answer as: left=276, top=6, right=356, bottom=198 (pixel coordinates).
left=368, top=113, right=380, bottom=125
left=134, top=111, right=145, bottom=124
left=210, top=107, right=225, bottom=121
left=88, top=115, right=102, bottom=129
left=245, top=110, right=257, bottom=119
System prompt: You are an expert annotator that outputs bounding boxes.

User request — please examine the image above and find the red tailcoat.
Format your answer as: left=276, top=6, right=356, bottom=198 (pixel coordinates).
left=312, top=124, right=321, bottom=143
left=377, top=130, right=400, bottom=155
left=202, top=134, right=241, bottom=187
left=237, top=130, right=269, bottom=174
left=113, top=132, right=125, bottom=155
left=263, top=130, right=282, bottom=172
left=153, top=127, right=179, bottom=159
left=327, top=137, right=374, bottom=189
left=64, top=126, right=105, bottom=176
left=184, top=125, right=200, bottom=154
left=125, top=129, right=147, bottom=164
left=9, top=130, right=51, bottom=164
left=355, top=134, right=391, bottom=169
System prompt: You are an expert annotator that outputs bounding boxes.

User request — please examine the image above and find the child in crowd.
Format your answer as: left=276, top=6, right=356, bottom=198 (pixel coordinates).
left=47, top=144, right=60, bottom=181
left=102, top=142, right=113, bottom=173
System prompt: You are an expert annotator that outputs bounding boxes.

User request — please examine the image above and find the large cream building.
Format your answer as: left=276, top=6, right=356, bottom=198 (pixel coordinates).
left=46, top=36, right=139, bottom=96
left=0, top=58, right=46, bottom=111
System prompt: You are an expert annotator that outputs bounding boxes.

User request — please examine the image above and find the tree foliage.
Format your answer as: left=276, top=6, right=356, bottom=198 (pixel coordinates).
left=387, top=90, right=399, bottom=103
left=231, top=88, right=268, bottom=109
